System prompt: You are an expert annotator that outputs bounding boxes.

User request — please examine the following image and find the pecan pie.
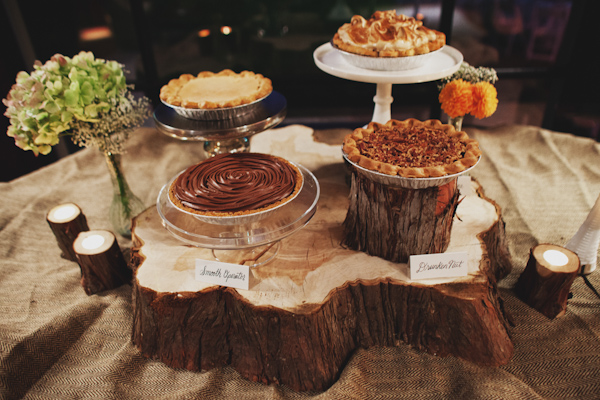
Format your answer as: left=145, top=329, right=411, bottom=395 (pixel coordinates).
left=333, top=10, right=445, bottom=57
left=342, top=119, right=481, bottom=178
left=159, top=69, right=272, bottom=109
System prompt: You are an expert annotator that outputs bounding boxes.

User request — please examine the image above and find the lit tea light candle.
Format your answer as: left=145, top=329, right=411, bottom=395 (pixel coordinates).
left=515, top=243, right=580, bottom=319
left=50, top=203, right=78, bottom=222
left=46, top=203, right=89, bottom=261
left=73, top=230, right=131, bottom=295
left=81, top=234, right=106, bottom=251
left=543, top=249, right=569, bottom=267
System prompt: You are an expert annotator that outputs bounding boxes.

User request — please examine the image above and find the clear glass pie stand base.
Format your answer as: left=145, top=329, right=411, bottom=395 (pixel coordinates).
left=156, top=165, right=320, bottom=267
left=153, top=91, right=287, bottom=155
left=313, top=43, right=463, bottom=123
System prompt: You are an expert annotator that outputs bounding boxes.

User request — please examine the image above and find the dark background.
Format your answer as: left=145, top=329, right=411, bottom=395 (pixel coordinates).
left=1, top=0, right=598, bottom=181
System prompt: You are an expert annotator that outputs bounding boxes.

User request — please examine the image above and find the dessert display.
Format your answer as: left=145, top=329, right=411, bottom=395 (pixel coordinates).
left=168, top=152, right=303, bottom=219
left=333, top=10, right=446, bottom=57
left=342, top=118, right=481, bottom=179
left=159, top=69, right=273, bottom=120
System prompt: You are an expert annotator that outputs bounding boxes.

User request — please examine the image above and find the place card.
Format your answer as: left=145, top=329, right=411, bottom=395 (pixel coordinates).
left=195, top=259, right=250, bottom=290
left=409, top=251, right=469, bottom=280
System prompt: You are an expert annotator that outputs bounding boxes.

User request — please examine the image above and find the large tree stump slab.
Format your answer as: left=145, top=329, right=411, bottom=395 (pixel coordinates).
left=131, top=158, right=513, bottom=392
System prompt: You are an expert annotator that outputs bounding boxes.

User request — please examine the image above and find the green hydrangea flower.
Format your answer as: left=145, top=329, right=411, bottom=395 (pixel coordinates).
left=2, top=51, right=149, bottom=155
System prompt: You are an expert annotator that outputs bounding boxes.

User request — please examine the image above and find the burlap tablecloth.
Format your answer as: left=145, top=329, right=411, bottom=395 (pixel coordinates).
left=1, top=124, right=600, bottom=399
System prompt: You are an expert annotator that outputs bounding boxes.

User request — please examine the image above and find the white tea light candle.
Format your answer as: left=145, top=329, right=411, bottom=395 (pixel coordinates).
left=81, top=234, right=106, bottom=251
left=50, top=203, right=78, bottom=222
left=543, top=249, right=569, bottom=267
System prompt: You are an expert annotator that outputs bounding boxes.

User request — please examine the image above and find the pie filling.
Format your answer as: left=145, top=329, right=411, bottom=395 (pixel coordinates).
left=343, top=119, right=481, bottom=178
left=169, top=152, right=303, bottom=216
left=160, top=69, right=272, bottom=109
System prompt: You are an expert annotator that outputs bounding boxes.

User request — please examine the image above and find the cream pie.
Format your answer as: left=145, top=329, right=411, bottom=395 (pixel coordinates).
left=159, top=69, right=272, bottom=109
left=169, top=152, right=303, bottom=217
left=342, top=119, right=481, bottom=178
left=333, top=10, right=446, bottom=57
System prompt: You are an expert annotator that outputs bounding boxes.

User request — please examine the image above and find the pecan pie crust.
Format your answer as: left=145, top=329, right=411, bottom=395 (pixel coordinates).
left=160, top=69, right=272, bottom=109
left=343, top=119, right=481, bottom=178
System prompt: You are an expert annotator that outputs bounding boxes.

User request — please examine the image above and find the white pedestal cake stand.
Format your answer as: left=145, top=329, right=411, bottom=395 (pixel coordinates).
left=313, top=43, right=463, bottom=123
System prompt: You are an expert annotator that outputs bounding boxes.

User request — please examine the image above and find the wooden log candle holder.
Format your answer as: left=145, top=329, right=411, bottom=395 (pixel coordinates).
left=514, top=244, right=580, bottom=319
left=342, top=170, right=460, bottom=263
left=46, top=203, right=89, bottom=261
left=73, top=230, right=132, bottom=295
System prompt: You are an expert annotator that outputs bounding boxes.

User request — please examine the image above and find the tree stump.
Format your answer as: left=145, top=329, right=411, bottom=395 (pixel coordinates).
left=73, top=230, right=132, bottom=295
left=514, top=244, right=580, bottom=319
left=131, top=171, right=514, bottom=392
left=342, top=171, right=460, bottom=263
left=47, top=203, right=89, bottom=261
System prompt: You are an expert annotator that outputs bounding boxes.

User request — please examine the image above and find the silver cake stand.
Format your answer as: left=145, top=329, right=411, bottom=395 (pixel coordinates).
left=154, top=91, right=287, bottom=156
left=313, top=43, right=463, bottom=123
left=157, top=165, right=320, bottom=267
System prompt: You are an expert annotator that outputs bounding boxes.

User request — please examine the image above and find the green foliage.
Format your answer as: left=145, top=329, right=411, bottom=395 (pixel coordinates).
left=3, top=52, right=150, bottom=155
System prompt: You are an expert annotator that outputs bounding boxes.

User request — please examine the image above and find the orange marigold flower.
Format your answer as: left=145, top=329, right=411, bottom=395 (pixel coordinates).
left=438, top=79, right=473, bottom=118
left=470, top=81, right=498, bottom=119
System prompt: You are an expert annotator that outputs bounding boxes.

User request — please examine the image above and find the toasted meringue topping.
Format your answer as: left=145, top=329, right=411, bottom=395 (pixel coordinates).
left=333, top=10, right=445, bottom=57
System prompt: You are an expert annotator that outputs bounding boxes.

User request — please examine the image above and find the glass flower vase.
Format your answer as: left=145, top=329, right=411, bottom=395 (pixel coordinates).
left=103, top=151, right=146, bottom=238
left=448, top=115, right=464, bottom=131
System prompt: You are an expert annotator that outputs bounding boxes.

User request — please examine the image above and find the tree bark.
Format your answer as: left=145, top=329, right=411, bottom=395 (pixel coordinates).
left=514, top=244, right=580, bottom=319
left=342, top=173, right=460, bottom=263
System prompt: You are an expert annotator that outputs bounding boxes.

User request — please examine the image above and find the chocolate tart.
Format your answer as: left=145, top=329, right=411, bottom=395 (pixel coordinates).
left=168, top=152, right=303, bottom=223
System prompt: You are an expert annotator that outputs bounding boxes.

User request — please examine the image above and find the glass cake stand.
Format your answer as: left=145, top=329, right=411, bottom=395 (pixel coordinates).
left=156, top=164, right=320, bottom=266
left=313, top=43, right=463, bottom=123
left=153, top=91, right=287, bottom=156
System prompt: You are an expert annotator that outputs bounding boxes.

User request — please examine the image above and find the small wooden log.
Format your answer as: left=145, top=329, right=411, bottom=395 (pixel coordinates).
left=342, top=172, right=460, bottom=263
left=514, top=244, right=580, bottom=319
left=46, top=203, right=89, bottom=261
left=73, top=230, right=132, bottom=295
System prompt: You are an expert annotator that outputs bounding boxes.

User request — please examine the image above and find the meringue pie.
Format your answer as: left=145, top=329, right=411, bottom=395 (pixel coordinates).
left=342, top=119, right=481, bottom=178
left=159, top=69, right=272, bottom=109
left=333, top=10, right=446, bottom=57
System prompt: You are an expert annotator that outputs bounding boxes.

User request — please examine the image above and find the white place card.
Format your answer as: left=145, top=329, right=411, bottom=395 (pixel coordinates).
left=409, top=251, right=469, bottom=281
left=195, top=259, right=250, bottom=290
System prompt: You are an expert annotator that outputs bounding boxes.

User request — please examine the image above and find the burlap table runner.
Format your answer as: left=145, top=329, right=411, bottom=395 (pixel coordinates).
left=1, top=125, right=599, bottom=399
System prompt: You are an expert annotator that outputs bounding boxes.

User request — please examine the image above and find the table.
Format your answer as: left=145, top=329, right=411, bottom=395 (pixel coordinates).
left=1, top=124, right=600, bottom=399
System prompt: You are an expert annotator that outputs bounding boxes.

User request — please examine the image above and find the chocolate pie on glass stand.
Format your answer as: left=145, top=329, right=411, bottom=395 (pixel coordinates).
left=159, top=69, right=273, bottom=120
left=168, top=152, right=303, bottom=224
left=342, top=118, right=481, bottom=180
left=332, top=10, right=446, bottom=70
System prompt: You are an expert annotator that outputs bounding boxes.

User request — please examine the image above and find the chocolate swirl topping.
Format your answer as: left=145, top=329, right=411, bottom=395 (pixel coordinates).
left=172, top=152, right=300, bottom=214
